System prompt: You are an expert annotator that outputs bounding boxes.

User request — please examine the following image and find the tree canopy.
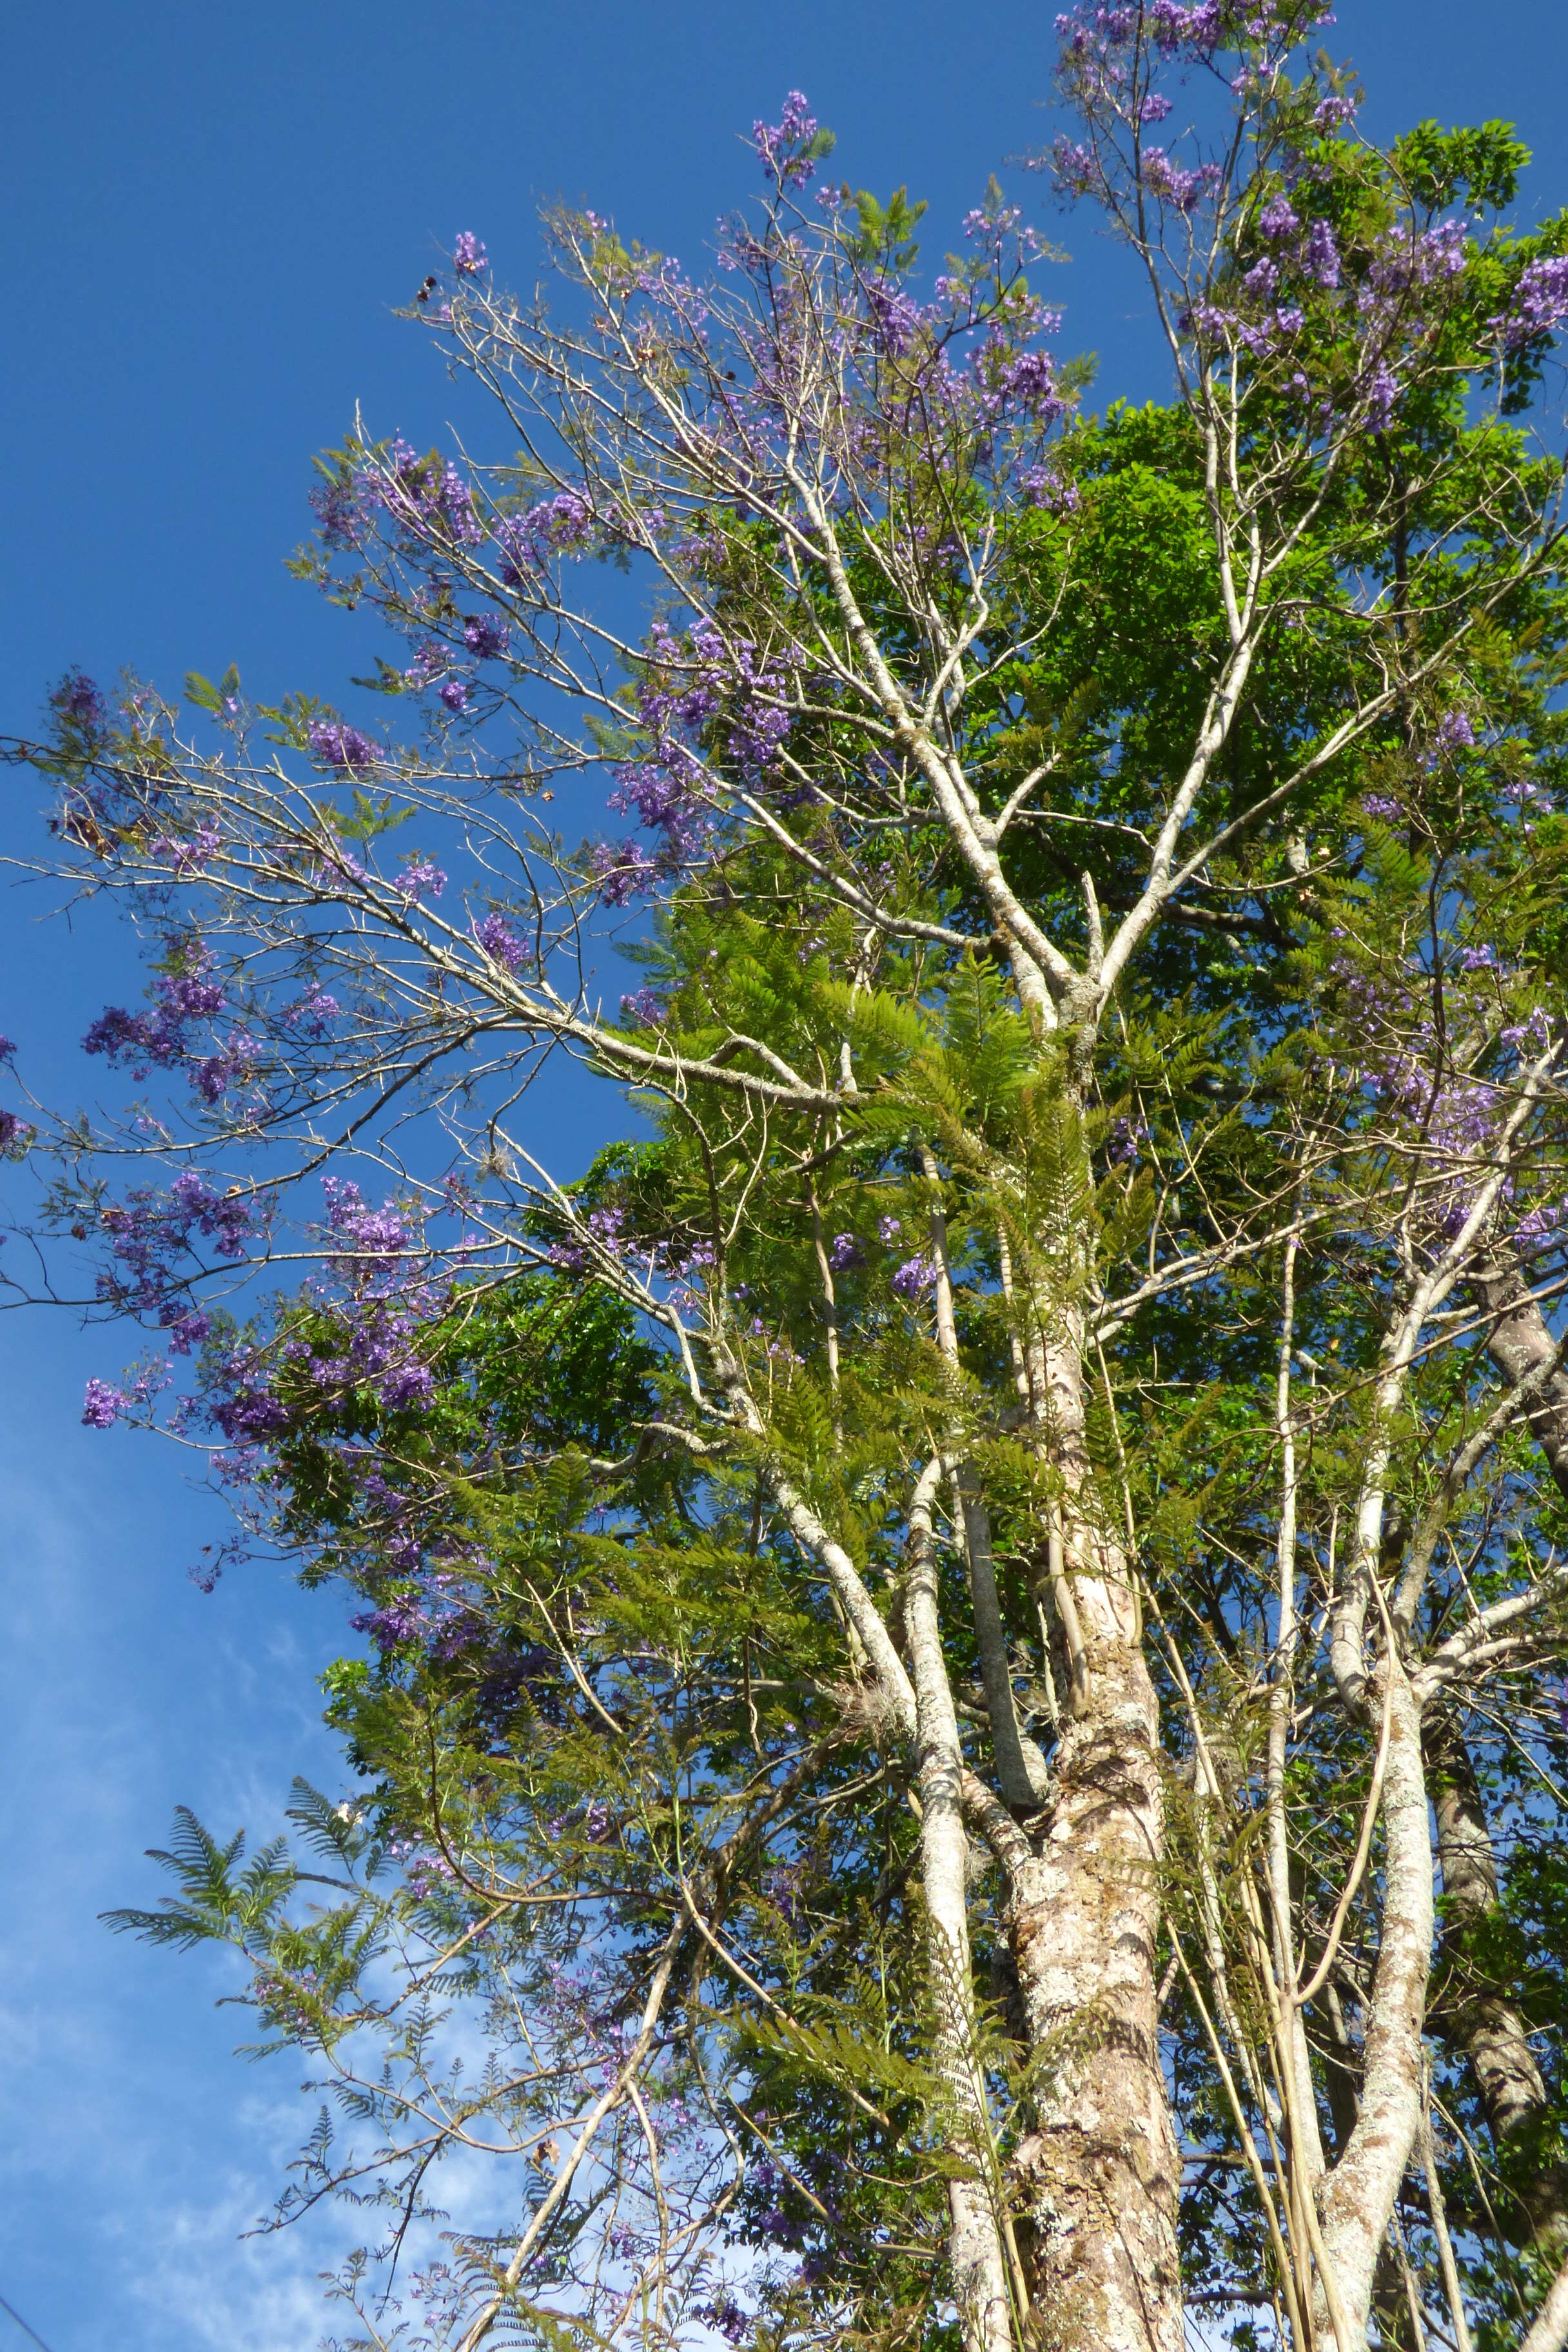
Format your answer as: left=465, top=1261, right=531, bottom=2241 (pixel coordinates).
left=10, top=8, right=1568, bottom=2349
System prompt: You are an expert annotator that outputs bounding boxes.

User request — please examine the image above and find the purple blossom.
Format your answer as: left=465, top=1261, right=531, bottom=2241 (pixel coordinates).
left=1495, top=254, right=1568, bottom=350
left=1023, top=462, right=1083, bottom=513
left=1146, top=0, right=1222, bottom=55
left=754, top=90, right=823, bottom=188
left=1305, top=219, right=1340, bottom=288
left=698, top=2293, right=749, bottom=2346
left=589, top=841, right=660, bottom=906
left=1416, top=219, right=1470, bottom=283
left=194, top=1030, right=259, bottom=1104
left=1259, top=197, right=1299, bottom=240
left=619, top=987, right=664, bottom=1026
left=308, top=721, right=379, bottom=774
left=1516, top=1198, right=1568, bottom=1252
left=82, top=1377, right=128, bottom=1429
left=892, top=1252, right=939, bottom=1298
left=1050, top=140, right=1105, bottom=199
left=495, top=490, right=596, bottom=581
left=148, top=824, right=222, bottom=873
left=83, top=937, right=228, bottom=1086
left=323, top=1178, right=411, bottom=1265
left=0, top=1039, right=14, bottom=1062
left=827, top=1231, right=864, bottom=1271
left=1141, top=148, right=1222, bottom=215
left=90, top=1171, right=256, bottom=1332
left=453, top=231, right=488, bottom=277
left=1366, top=363, right=1400, bottom=431
left=463, top=613, right=509, bottom=659
left=369, top=440, right=484, bottom=550
left=878, top=1216, right=902, bottom=1245
left=395, top=859, right=447, bottom=899
left=284, top=987, right=340, bottom=1035
left=475, top=912, right=526, bottom=971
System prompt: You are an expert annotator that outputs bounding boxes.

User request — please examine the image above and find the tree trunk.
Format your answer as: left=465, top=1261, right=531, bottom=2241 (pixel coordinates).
left=1004, top=1305, right=1181, bottom=2352
left=1008, top=1604, right=1181, bottom=2352
left=1427, top=1713, right=1568, bottom=2249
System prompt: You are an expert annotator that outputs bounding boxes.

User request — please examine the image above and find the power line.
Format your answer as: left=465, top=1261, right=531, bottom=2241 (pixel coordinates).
left=0, top=2295, right=56, bottom=2352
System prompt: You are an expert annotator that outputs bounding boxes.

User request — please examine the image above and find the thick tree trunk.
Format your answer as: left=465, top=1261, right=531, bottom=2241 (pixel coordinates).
left=1003, top=1303, right=1180, bottom=2352
left=1008, top=1594, right=1181, bottom=2352
left=1427, top=1714, right=1568, bottom=2249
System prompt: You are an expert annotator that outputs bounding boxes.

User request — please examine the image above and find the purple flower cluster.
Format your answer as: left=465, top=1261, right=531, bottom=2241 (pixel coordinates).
left=619, top=987, right=664, bottom=1026
left=475, top=912, right=527, bottom=971
left=495, top=490, right=596, bottom=584
left=82, top=1377, right=127, bottom=1429
left=463, top=612, right=509, bottom=660
left=148, top=823, right=222, bottom=874
left=1142, top=148, right=1223, bottom=216
left=1333, top=952, right=1561, bottom=1244
left=83, top=936, right=252, bottom=1106
left=827, top=1231, right=864, bottom=1271
left=88, top=1171, right=254, bottom=1344
left=394, top=859, right=447, bottom=899
left=308, top=720, right=380, bottom=774
left=596, top=617, right=803, bottom=901
left=452, top=231, right=488, bottom=277
left=891, top=1251, right=939, bottom=1298
left=753, top=90, right=822, bottom=188
left=284, top=986, right=340, bottom=1035
left=1494, top=255, right=1568, bottom=351
left=588, top=841, right=660, bottom=908
left=381, top=439, right=484, bottom=549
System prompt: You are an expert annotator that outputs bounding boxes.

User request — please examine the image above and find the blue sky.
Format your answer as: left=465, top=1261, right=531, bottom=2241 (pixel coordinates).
left=3, top=4, right=1568, bottom=2346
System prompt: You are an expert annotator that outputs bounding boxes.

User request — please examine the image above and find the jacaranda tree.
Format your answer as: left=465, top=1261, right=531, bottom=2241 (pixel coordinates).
left=10, top=8, right=1568, bottom=2348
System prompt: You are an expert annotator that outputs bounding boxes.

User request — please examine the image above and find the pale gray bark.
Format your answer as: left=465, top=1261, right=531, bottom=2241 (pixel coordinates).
left=1005, top=1312, right=1181, bottom=2352
left=1315, top=1660, right=1433, bottom=2351
left=1521, top=2249, right=1568, bottom=2352
left=906, top=1458, right=1015, bottom=2352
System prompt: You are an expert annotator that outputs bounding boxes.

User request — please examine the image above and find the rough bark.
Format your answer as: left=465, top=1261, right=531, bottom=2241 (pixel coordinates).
left=1006, top=1309, right=1181, bottom=2352
left=1008, top=1576, right=1179, bottom=2352
left=1427, top=1714, right=1568, bottom=2249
